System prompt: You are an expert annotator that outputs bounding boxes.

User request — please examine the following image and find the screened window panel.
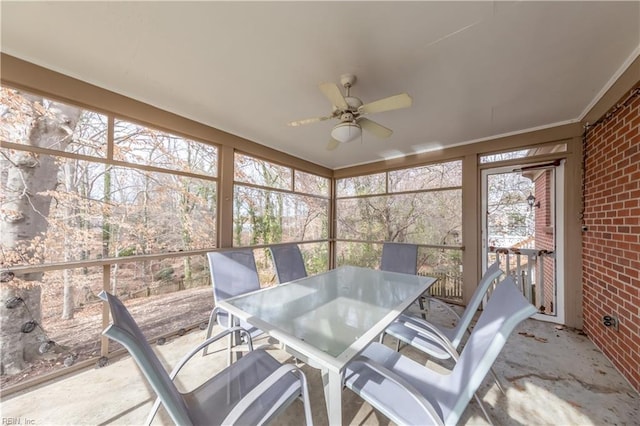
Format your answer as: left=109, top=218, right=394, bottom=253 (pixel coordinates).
left=40, top=265, right=106, bottom=360
left=0, top=155, right=218, bottom=265
left=114, top=120, right=218, bottom=177
left=336, top=172, right=386, bottom=197
left=336, top=190, right=462, bottom=245
left=107, top=257, right=212, bottom=349
left=1, top=86, right=107, bottom=157
left=335, top=241, right=380, bottom=269
left=389, top=160, right=462, bottom=192
left=480, top=144, right=567, bottom=164
left=233, top=185, right=328, bottom=246
left=480, top=149, right=531, bottom=164
left=294, top=170, right=330, bottom=197
left=299, top=242, right=330, bottom=275
left=234, top=152, right=291, bottom=189
left=101, top=167, right=217, bottom=256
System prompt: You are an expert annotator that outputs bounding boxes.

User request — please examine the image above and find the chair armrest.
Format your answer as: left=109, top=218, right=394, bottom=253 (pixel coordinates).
left=400, top=320, right=460, bottom=361
left=222, top=364, right=312, bottom=425
left=173, top=326, right=254, bottom=378
left=209, top=305, right=231, bottom=327
left=423, top=297, right=461, bottom=321
left=144, top=326, right=253, bottom=426
left=348, top=356, right=444, bottom=426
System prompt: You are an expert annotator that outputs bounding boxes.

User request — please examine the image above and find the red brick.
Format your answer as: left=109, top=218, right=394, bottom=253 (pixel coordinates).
left=583, top=87, right=640, bottom=392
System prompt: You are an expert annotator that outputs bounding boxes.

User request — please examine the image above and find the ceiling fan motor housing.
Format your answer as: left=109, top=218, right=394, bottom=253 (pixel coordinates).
left=345, top=96, right=363, bottom=111
left=340, top=112, right=355, bottom=122
left=332, top=97, right=362, bottom=114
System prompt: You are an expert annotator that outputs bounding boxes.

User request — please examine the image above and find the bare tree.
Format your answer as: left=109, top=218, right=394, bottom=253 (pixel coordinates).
left=1, top=91, right=81, bottom=374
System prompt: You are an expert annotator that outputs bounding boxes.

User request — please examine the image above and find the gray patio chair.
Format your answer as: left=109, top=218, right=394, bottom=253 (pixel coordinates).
left=269, top=243, right=307, bottom=283
left=344, top=276, right=537, bottom=425
left=203, top=249, right=263, bottom=358
left=381, top=241, right=418, bottom=275
left=382, top=260, right=502, bottom=357
left=99, top=291, right=313, bottom=426
left=380, top=242, right=428, bottom=315
left=381, top=260, right=504, bottom=390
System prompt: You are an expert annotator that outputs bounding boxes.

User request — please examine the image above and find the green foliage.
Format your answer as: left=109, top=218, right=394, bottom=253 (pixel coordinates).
left=117, top=246, right=136, bottom=257
left=336, top=242, right=380, bottom=268
left=304, top=243, right=329, bottom=274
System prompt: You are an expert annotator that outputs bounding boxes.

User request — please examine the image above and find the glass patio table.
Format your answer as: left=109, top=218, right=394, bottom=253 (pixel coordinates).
left=218, top=265, right=436, bottom=425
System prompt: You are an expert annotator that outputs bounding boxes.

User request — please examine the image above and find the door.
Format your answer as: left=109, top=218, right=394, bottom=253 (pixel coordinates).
left=481, top=161, right=565, bottom=324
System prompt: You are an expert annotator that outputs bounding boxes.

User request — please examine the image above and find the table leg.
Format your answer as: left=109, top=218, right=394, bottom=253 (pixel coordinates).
left=227, top=315, right=242, bottom=366
left=226, top=331, right=233, bottom=366
left=322, top=368, right=343, bottom=425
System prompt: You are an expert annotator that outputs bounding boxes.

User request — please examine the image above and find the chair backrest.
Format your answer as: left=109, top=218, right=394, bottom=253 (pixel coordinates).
left=269, top=244, right=307, bottom=283
left=207, top=249, right=260, bottom=303
left=380, top=242, right=418, bottom=275
left=441, top=276, right=537, bottom=424
left=99, top=291, right=193, bottom=426
left=449, top=260, right=503, bottom=347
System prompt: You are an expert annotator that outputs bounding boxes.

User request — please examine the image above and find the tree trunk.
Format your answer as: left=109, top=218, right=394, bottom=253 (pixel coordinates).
left=61, top=268, right=74, bottom=320
left=0, top=94, right=81, bottom=375
left=62, top=160, right=77, bottom=320
left=0, top=285, right=45, bottom=375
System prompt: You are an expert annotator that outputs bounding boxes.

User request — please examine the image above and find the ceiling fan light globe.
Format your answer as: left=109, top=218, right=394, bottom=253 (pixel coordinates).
left=331, top=122, right=361, bottom=143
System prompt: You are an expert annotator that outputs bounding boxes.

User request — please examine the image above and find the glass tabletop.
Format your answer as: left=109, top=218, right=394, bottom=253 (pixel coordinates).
left=222, top=265, right=434, bottom=361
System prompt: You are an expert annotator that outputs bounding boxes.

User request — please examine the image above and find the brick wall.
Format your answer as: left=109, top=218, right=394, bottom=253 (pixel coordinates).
left=582, top=87, right=640, bottom=392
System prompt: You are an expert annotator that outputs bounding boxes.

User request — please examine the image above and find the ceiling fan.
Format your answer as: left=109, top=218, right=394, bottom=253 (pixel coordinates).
left=288, top=74, right=412, bottom=150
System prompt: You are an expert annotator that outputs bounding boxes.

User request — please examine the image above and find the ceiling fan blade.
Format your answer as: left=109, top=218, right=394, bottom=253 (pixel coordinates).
left=326, top=138, right=340, bottom=151
left=320, top=82, right=349, bottom=110
left=358, top=93, right=412, bottom=115
left=358, top=117, right=393, bottom=139
left=287, top=115, right=332, bottom=127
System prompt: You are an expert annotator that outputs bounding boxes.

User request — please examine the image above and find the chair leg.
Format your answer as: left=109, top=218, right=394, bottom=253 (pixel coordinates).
left=227, top=330, right=235, bottom=366
left=291, top=369, right=313, bottom=426
left=490, top=366, right=506, bottom=395
left=145, top=398, right=162, bottom=426
left=379, top=332, right=385, bottom=344
left=473, top=393, right=494, bottom=425
left=395, top=338, right=401, bottom=352
left=418, top=297, right=427, bottom=320
left=202, top=310, right=217, bottom=356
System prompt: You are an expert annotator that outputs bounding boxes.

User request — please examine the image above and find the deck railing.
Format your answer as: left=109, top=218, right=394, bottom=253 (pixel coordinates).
left=419, top=248, right=556, bottom=309
left=489, top=246, right=555, bottom=312
left=422, top=271, right=463, bottom=301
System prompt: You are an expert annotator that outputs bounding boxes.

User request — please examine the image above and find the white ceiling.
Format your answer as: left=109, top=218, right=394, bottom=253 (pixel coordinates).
left=2, top=1, right=639, bottom=169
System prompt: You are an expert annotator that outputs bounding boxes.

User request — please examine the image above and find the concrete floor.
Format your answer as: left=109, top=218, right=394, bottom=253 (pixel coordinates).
left=1, top=304, right=638, bottom=425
